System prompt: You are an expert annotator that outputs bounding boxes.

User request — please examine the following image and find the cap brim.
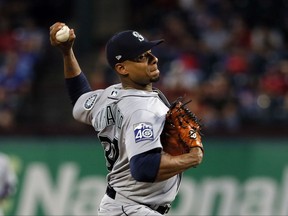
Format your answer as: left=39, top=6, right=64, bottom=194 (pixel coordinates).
left=127, top=39, right=164, bottom=60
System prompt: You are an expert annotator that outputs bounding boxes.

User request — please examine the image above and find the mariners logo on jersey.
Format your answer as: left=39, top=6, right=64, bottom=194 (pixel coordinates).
left=133, top=122, right=154, bottom=143
left=84, top=94, right=97, bottom=110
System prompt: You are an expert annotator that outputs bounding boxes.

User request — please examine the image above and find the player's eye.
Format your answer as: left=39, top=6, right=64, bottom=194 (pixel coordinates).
left=136, top=54, right=148, bottom=61
left=131, top=52, right=155, bottom=63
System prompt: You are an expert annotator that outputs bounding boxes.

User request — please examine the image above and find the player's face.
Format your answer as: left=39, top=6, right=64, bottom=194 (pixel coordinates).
left=125, top=50, right=160, bottom=85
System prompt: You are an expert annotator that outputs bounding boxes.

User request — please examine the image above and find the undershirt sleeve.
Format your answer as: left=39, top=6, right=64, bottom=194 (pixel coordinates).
left=130, top=148, right=162, bottom=182
left=65, top=72, right=92, bottom=105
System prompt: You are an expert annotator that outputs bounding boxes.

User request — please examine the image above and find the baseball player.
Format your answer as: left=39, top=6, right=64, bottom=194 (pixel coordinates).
left=0, top=153, right=17, bottom=216
left=50, top=22, right=203, bottom=215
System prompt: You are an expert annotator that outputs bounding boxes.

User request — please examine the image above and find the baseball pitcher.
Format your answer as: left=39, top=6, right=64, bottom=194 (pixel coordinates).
left=50, top=22, right=204, bottom=215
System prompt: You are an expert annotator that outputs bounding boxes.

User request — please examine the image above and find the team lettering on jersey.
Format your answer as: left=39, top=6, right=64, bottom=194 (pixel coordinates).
left=94, top=104, right=123, bottom=131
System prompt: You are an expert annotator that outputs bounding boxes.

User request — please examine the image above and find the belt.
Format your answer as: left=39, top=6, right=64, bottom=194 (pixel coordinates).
left=106, top=185, right=170, bottom=215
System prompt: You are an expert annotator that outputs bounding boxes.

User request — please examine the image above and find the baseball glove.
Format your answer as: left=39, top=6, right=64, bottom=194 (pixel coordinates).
left=160, top=97, right=204, bottom=156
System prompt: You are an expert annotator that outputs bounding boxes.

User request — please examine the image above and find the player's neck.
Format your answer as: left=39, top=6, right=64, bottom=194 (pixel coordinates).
left=122, top=83, right=153, bottom=92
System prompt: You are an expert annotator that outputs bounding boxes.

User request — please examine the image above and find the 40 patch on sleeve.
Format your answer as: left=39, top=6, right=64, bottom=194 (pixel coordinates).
left=133, top=122, right=154, bottom=143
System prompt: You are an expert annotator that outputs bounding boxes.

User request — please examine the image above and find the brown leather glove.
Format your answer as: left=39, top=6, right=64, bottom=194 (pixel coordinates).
left=160, top=98, right=204, bottom=156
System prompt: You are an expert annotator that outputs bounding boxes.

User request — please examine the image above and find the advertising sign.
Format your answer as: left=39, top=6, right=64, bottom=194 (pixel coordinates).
left=1, top=137, right=287, bottom=216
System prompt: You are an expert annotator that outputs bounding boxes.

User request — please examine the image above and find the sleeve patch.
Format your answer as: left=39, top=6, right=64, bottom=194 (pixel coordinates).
left=133, top=122, right=154, bottom=143
left=84, top=94, right=97, bottom=110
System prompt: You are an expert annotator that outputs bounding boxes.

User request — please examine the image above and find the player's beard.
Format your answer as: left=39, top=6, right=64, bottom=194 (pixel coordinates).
left=150, top=76, right=160, bottom=83
left=148, top=67, right=160, bottom=83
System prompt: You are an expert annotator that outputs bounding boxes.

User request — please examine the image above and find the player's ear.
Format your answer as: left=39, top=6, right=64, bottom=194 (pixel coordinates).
left=115, top=63, right=128, bottom=76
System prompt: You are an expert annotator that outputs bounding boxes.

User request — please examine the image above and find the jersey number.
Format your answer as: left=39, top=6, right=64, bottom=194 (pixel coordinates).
left=99, top=136, right=119, bottom=171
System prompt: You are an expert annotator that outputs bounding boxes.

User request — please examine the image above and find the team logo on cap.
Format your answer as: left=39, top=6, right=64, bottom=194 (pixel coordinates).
left=115, top=55, right=122, bottom=60
left=84, top=94, right=97, bottom=110
left=132, top=31, right=144, bottom=42
left=134, top=122, right=154, bottom=142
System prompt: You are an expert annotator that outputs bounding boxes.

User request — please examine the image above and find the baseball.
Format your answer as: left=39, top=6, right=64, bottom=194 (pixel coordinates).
left=55, top=25, right=70, bottom=42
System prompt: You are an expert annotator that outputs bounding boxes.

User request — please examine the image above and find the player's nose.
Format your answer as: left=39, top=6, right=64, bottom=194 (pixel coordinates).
left=148, top=53, right=158, bottom=64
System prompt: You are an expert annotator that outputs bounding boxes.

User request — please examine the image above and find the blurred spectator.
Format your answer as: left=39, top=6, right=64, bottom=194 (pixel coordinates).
left=0, top=16, right=16, bottom=52
left=227, top=16, right=251, bottom=49
left=198, top=73, right=240, bottom=131
left=251, top=25, right=283, bottom=53
left=162, top=52, right=203, bottom=90
left=0, top=51, right=27, bottom=129
left=257, top=62, right=288, bottom=121
left=0, top=16, right=45, bottom=130
left=200, top=16, right=229, bottom=54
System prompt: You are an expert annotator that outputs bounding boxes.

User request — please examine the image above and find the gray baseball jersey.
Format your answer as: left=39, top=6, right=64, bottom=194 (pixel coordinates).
left=73, top=83, right=181, bottom=205
left=0, top=153, right=17, bottom=216
left=0, top=153, right=17, bottom=197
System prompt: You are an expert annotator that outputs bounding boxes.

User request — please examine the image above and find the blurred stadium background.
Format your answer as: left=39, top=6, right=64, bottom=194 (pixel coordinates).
left=0, top=0, right=287, bottom=136
left=0, top=0, right=288, bottom=215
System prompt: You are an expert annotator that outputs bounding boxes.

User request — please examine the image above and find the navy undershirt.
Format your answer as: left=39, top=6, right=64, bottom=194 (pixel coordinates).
left=65, top=72, right=92, bottom=105
left=65, top=72, right=161, bottom=182
left=130, top=148, right=162, bottom=182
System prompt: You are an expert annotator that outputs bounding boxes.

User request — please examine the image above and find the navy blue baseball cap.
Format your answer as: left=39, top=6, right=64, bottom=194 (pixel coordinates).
left=106, top=30, right=164, bottom=68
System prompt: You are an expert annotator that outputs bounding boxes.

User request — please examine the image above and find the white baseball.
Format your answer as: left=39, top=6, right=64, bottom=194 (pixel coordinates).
left=55, top=25, right=70, bottom=42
